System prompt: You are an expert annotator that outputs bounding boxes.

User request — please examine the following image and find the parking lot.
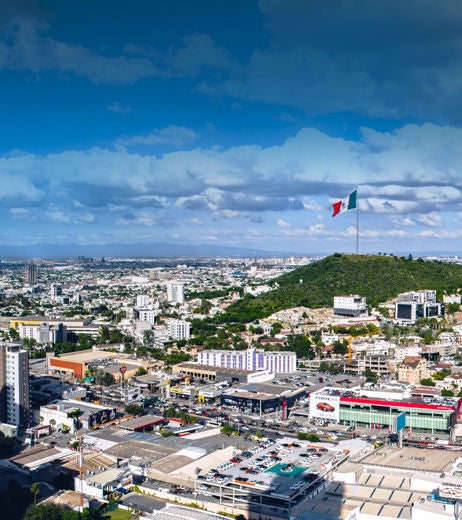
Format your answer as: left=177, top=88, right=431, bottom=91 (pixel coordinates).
left=193, top=435, right=346, bottom=500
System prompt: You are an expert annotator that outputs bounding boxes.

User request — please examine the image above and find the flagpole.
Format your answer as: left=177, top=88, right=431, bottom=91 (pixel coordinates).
left=356, top=187, right=359, bottom=255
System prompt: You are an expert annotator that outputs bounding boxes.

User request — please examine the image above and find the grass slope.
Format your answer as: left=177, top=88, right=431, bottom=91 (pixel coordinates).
left=220, top=254, right=462, bottom=323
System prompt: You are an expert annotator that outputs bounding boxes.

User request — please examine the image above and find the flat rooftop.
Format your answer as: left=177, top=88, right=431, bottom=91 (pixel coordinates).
left=118, top=415, right=165, bottom=431
left=361, top=445, right=456, bottom=473
left=50, top=349, right=119, bottom=363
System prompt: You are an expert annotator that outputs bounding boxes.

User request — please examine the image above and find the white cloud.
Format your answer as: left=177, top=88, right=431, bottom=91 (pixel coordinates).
left=2, top=122, right=462, bottom=250
left=108, top=102, right=132, bottom=114
left=116, top=125, right=199, bottom=149
left=277, top=219, right=291, bottom=228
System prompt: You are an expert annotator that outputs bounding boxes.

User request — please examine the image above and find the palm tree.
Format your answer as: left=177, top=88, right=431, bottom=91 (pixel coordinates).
left=30, top=482, right=40, bottom=505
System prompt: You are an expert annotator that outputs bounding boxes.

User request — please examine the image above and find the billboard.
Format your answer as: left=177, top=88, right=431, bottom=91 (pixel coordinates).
left=89, top=407, right=117, bottom=428
left=125, top=387, right=143, bottom=404
left=395, top=412, right=406, bottom=432
left=309, top=393, right=340, bottom=422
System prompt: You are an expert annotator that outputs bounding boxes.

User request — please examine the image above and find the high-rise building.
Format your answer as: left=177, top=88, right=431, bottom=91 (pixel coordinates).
left=167, top=319, right=191, bottom=340
left=167, top=282, right=185, bottom=304
left=24, top=263, right=37, bottom=286
left=0, top=342, right=30, bottom=428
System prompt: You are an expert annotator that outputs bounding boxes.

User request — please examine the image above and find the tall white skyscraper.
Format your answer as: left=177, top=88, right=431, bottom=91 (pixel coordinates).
left=0, top=343, right=30, bottom=428
left=167, top=282, right=185, bottom=304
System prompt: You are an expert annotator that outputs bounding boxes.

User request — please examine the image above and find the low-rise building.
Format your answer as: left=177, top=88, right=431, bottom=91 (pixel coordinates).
left=333, top=295, right=367, bottom=317
left=398, top=356, right=429, bottom=384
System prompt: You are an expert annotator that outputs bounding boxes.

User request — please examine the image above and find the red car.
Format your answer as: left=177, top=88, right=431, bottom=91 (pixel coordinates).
left=316, top=402, right=335, bottom=412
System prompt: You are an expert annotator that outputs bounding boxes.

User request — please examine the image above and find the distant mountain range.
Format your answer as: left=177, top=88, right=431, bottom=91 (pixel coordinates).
left=0, top=242, right=307, bottom=259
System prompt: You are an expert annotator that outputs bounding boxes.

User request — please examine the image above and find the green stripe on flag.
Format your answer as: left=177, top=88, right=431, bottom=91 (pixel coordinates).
left=348, top=190, right=357, bottom=210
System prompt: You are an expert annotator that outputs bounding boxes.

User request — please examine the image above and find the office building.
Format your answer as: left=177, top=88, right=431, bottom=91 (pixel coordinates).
left=333, top=295, right=367, bottom=317
left=166, top=282, right=185, bottom=304
left=0, top=342, right=30, bottom=428
left=395, top=290, right=442, bottom=322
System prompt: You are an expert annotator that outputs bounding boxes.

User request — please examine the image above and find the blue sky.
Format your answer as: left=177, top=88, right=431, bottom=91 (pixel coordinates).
left=2, top=0, right=462, bottom=256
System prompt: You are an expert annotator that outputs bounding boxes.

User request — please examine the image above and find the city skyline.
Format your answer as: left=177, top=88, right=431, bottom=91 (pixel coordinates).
left=2, top=1, right=462, bottom=256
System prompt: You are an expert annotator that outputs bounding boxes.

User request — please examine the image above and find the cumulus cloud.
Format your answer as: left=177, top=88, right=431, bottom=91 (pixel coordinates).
left=2, top=122, right=462, bottom=249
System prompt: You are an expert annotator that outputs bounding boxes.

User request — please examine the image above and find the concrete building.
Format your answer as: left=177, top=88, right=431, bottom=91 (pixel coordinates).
left=395, top=290, right=442, bottom=323
left=167, top=282, right=185, bottom=305
left=136, top=309, right=158, bottom=325
left=19, top=322, right=67, bottom=344
left=197, top=346, right=297, bottom=374
left=40, top=399, right=117, bottom=431
left=0, top=342, right=30, bottom=428
left=398, top=356, right=429, bottom=384
left=166, top=319, right=191, bottom=340
left=24, top=263, right=37, bottom=285
left=333, top=295, right=367, bottom=317
left=136, top=294, right=151, bottom=307
left=47, top=349, right=120, bottom=380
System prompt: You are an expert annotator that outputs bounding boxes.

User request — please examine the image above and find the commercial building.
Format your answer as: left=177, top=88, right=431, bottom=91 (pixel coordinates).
left=40, top=399, right=117, bottom=431
left=220, top=382, right=306, bottom=416
left=172, top=362, right=273, bottom=384
left=395, top=290, right=443, bottom=323
left=309, top=387, right=459, bottom=434
left=0, top=342, right=30, bottom=428
left=197, top=346, right=297, bottom=374
left=47, top=349, right=120, bottom=380
left=333, top=295, right=367, bottom=317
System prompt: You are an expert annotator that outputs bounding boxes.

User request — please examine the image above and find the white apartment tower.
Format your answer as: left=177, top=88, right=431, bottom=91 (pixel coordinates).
left=0, top=343, right=30, bottom=428
left=167, top=319, right=191, bottom=340
left=167, top=282, right=185, bottom=304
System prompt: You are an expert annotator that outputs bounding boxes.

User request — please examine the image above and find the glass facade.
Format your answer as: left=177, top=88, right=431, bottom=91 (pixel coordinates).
left=339, top=401, right=453, bottom=433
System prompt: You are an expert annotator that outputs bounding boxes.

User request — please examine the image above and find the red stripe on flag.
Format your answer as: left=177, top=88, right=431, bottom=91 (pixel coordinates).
left=332, top=201, right=342, bottom=217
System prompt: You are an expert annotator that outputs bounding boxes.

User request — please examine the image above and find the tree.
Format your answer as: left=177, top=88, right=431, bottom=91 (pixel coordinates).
left=125, top=404, right=143, bottom=416
left=420, top=378, right=436, bottom=386
left=97, top=326, right=110, bottom=344
left=135, top=367, right=148, bottom=376
left=220, top=425, right=237, bottom=436
left=332, top=341, right=348, bottom=356
left=143, top=329, right=155, bottom=348
left=23, top=503, right=66, bottom=520
left=441, top=388, right=455, bottom=397
left=30, top=482, right=40, bottom=506
left=95, top=370, right=115, bottom=386
left=363, top=368, right=378, bottom=384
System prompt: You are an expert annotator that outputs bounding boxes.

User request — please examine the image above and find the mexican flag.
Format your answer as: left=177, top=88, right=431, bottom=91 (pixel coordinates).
left=332, top=189, right=357, bottom=217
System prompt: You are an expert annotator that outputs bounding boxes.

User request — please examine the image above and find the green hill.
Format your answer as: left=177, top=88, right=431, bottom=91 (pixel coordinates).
left=218, top=254, right=462, bottom=323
